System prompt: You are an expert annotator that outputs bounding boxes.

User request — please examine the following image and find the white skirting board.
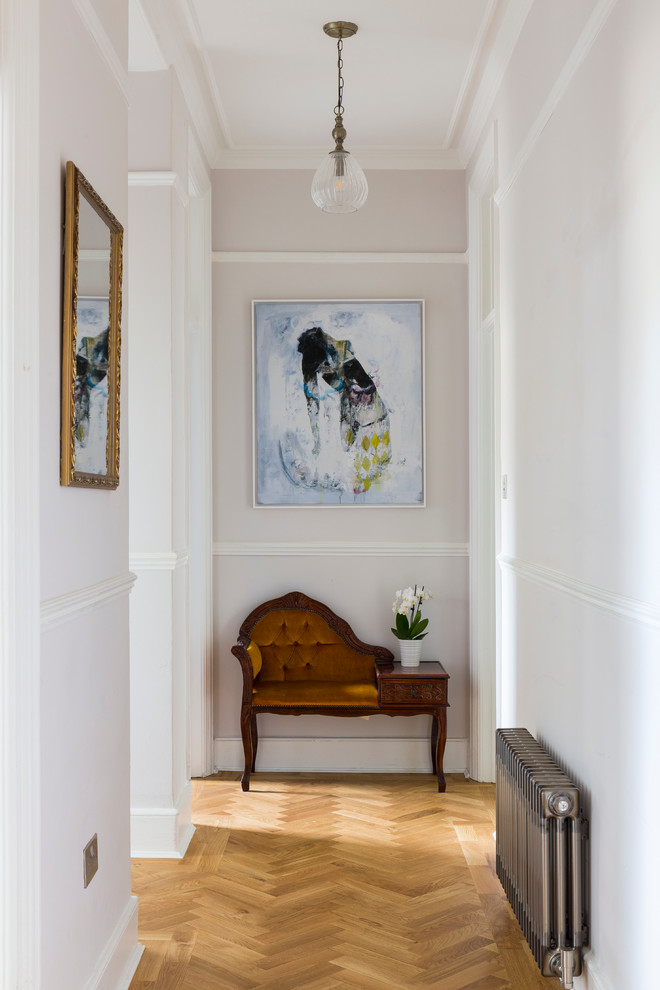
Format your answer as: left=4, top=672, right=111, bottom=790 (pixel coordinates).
left=576, top=954, right=614, bottom=990
left=214, top=736, right=469, bottom=775
left=131, top=782, right=195, bottom=859
left=82, top=896, right=143, bottom=990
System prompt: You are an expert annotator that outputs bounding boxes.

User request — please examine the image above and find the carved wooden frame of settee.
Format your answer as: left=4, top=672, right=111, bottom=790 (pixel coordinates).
left=231, top=590, right=394, bottom=791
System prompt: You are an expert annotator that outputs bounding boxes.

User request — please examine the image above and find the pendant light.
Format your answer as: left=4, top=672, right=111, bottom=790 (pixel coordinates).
left=311, top=21, right=368, bottom=214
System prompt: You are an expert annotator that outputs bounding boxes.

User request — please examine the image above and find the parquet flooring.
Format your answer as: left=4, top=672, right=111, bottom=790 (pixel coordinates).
left=129, top=773, right=558, bottom=990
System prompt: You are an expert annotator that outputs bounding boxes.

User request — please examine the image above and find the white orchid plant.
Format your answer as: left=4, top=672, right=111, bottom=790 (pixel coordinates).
left=391, top=585, right=433, bottom=641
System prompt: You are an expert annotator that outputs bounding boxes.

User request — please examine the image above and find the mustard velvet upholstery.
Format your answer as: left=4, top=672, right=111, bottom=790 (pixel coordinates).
left=252, top=680, right=379, bottom=708
left=232, top=593, right=395, bottom=789
left=246, top=639, right=263, bottom=678
left=249, top=608, right=376, bottom=685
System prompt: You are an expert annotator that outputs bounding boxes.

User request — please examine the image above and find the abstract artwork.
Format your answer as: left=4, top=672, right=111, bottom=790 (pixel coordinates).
left=253, top=300, right=424, bottom=506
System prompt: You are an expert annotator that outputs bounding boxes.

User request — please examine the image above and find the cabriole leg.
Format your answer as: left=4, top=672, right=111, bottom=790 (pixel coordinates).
left=434, top=710, right=447, bottom=792
left=250, top=714, right=258, bottom=772
left=239, top=707, right=253, bottom=791
left=431, top=715, right=438, bottom=775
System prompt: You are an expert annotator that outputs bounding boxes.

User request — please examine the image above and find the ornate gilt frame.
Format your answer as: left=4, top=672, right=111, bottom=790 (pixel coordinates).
left=60, top=161, right=123, bottom=488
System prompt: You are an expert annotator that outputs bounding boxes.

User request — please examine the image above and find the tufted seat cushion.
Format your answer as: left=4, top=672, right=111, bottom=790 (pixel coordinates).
left=250, top=608, right=376, bottom=684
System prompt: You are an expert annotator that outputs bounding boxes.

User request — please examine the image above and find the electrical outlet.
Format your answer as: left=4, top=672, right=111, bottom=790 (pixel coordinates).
left=83, top=833, right=99, bottom=888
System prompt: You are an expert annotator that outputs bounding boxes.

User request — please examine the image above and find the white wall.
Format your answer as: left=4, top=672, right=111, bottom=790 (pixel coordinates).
left=38, top=0, right=140, bottom=987
left=127, top=67, right=212, bottom=854
left=212, top=169, right=471, bottom=773
left=474, top=1, right=660, bottom=988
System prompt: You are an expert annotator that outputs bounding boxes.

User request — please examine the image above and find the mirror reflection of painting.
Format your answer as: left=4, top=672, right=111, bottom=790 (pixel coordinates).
left=75, top=298, right=109, bottom=474
left=254, top=300, right=424, bottom=507
left=61, top=161, right=122, bottom=489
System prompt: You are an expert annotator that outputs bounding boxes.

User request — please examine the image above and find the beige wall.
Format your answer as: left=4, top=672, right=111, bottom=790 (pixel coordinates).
left=212, top=169, right=471, bottom=770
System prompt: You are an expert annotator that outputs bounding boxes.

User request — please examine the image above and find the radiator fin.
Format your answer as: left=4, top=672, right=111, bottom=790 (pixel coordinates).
left=496, top=729, right=587, bottom=986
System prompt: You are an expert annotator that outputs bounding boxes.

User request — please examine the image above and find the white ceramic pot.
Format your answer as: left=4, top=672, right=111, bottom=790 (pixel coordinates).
left=399, top=640, right=422, bottom=667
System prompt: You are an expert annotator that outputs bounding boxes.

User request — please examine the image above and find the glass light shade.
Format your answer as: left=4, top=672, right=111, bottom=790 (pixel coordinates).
left=311, top=150, right=368, bottom=213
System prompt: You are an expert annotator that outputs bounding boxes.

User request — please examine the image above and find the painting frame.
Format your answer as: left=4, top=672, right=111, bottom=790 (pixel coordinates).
left=253, top=299, right=425, bottom=508
left=61, top=161, right=123, bottom=489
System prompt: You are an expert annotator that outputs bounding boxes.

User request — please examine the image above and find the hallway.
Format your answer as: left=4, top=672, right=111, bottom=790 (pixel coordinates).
left=129, top=774, right=554, bottom=989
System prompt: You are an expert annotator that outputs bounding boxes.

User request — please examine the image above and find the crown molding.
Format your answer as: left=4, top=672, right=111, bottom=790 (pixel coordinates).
left=444, top=0, right=499, bottom=150
left=495, top=0, right=619, bottom=205
left=72, top=0, right=130, bottom=104
left=212, top=146, right=464, bottom=171
left=128, top=0, right=167, bottom=72
left=136, top=0, right=224, bottom=168
left=457, top=0, right=534, bottom=166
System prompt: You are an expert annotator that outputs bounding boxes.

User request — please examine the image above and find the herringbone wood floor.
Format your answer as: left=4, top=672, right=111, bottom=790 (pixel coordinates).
left=129, top=773, right=558, bottom=990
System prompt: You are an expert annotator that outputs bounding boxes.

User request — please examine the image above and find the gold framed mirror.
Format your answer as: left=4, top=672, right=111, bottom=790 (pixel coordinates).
left=61, top=161, right=123, bottom=489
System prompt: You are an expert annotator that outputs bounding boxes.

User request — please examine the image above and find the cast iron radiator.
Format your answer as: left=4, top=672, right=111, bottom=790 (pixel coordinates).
left=495, top=728, right=588, bottom=990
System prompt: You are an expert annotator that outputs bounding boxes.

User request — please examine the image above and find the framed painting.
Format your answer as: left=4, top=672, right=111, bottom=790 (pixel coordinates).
left=61, top=161, right=123, bottom=489
left=253, top=299, right=425, bottom=507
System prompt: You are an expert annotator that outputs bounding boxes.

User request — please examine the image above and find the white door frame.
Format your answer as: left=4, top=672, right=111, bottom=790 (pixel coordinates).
left=0, top=0, right=42, bottom=984
left=468, top=127, right=499, bottom=782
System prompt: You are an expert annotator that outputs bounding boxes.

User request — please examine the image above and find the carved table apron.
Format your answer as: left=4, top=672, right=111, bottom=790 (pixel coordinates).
left=376, top=661, right=450, bottom=792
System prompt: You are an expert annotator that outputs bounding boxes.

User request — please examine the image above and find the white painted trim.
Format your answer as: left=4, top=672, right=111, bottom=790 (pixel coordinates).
left=137, top=0, right=223, bottom=168
left=213, top=541, right=469, bottom=558
left=213, top=147, right=464, bottom=171
left=177, top=0, right=234, bottom=151
left=468, top=130, right=498, bottom=783
left=579, top=952, right=615, bottom=990
left=71, top=0, right=130, bottom=104
left=129, top=550, right=190, bottom=571
left=128, top=170, right=188, bottom=206
left=82, top=896, right=143, bottom=990
left=495, top=0, right=619, bottom=205
left=444, top=0, right=499, bottom=149
left=187, top=131, right=211, bottom=197
left=214, top=736, right=469, bottom=776
left=128, top=0, right=167, bottom=72
left=458, top=0, right=534, bottom=165
left=212, top=251, right=468, bottom=266
left=40, top=572, right=137, bottom=631
left=499, top=555, right=660, bottom=630
left=80, top=249, right=111, bottom=263
left=131, top=782, right=195, bottom=859
left=0, top=0, right=41, bottom=984
left=187, top=143, right=214, bottom=778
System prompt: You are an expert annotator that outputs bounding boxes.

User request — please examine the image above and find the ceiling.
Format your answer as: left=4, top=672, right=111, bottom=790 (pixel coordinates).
left=131, top=0, right=531, bottom=169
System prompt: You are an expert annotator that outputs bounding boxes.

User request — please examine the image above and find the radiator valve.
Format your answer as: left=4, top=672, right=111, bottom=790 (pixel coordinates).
left=549, top=948, right=577, bottom=989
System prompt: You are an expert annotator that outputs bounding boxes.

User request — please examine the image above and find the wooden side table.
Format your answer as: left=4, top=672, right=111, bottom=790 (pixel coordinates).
left=376, top=661, right=450, bottom=792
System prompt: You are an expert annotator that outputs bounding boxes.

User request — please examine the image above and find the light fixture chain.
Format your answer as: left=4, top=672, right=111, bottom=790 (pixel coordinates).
left=335, top=36, right=344, bottom=116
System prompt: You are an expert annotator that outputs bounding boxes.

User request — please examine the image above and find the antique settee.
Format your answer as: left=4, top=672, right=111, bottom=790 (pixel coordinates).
left=231, top=590, right=394, bottom=791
